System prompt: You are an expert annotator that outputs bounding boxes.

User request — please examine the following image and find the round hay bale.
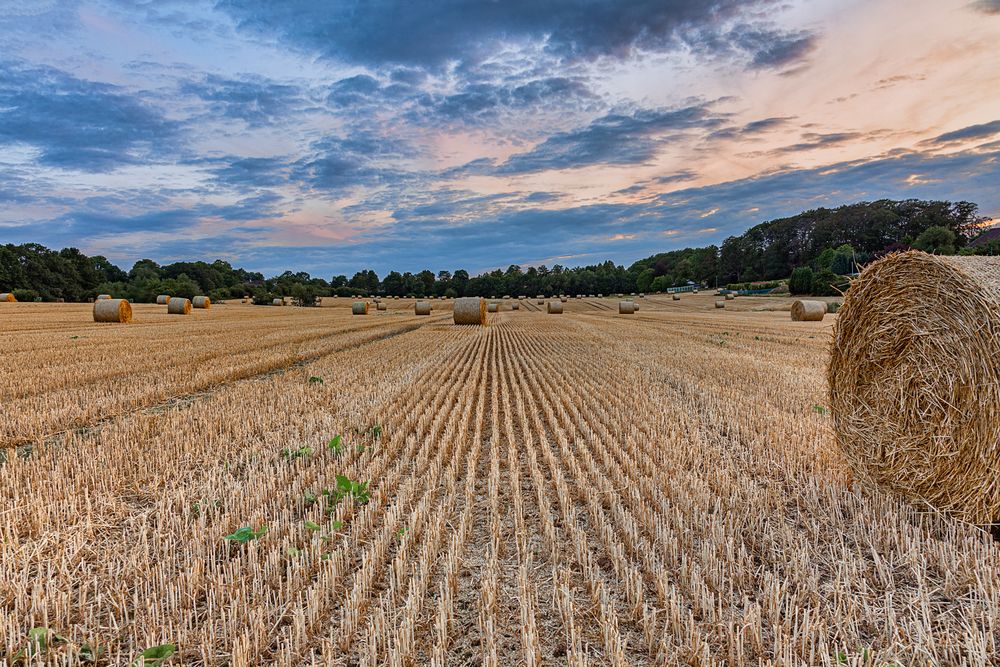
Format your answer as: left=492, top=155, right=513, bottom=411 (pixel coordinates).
left=829, top=252, right=1000, bottom=523
left=638, top=293, right=645, bottom=298
left=511, top=302, right=519, bottom=310
left=560, top=297, right=567, bottom=302
left=272, top=298, right=283, bottom=306
left=167, top=297, right=191, bottom=314
left=415, top=300, right=432, bottom=315
left=352, top=301, right=369, bottom=315
left=536, top=299, right=544, bottom=305
left=93, top=298, right=132, bottom=323
left=454, top=297, right=486, bottom=325
left=672, top=294, right=680, bottom=301
left=156, top=294, right=170, bottom=305
left=376, top=302, right=387, bottom=311
left=0, top=293, right=16, bottom=302
left=693, top=290, right=699, bottom=295
left=547, top=301, right=563, bottom=314
left=619, top=301, right=635, bottom=314
left=487, top=302, right=499, bottom=313
left=714, top=300, right=725, bottom=309
left=633, top=303, right=640, bottom=311
left=725, top=293, right=735, bottom=300
left=791, top=300, right=826, bottom=321
left=97, top=294, right=112, bottom=300
left=192, top=296, right=211, bottom=309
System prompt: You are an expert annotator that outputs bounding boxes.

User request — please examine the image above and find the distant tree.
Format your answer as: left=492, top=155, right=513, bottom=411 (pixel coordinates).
left=789, top=267, right=813, bottom=295
left=912, top=226, right=957, bottom=255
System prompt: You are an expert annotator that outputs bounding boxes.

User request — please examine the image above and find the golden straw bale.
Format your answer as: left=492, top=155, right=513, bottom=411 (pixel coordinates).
left=415, top=300, right=432, bottom=315
left=454, top=297, right=486, bottom=325
left=715, top=300, right=725, bottom=308
left=829, top=252, right=1000, bottom=523
left=156, top=294, right=170, bottom=305
left=0, top=293, right=15, bottom=302
left=96, top=294, right=112, bottom=300
left=192, top=296, right=211, bottom=309
left=167, top=297, right=191, bottom=315
left=487, top=302, right=499, bottom=313
left=791, top=300, right=826, bottom=321
left=352, top=301, right=369, bottom=315
left=93, top=298, right=132, bottom=323
left=547, top=301, right=563, bottom=314
left=619, top=301, right=635, bottom=314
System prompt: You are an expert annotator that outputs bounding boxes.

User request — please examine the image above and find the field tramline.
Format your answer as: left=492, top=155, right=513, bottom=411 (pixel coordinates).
left=1, top=297, right=997, bottom=666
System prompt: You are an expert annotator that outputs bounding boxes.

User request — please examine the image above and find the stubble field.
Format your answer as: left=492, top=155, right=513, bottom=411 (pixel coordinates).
left=1, top=297, right=997, bottom=666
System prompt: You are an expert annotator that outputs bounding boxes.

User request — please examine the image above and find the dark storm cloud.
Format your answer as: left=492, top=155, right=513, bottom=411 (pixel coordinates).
left=215, top=0, right=809, bottom=69
left=495, top=104, right=726, bottom=173
left=0, top=59, right=180, bottom=172
left=924, top=120, right=1000, bottom=145
left=180, top=73, right=306, bottom=125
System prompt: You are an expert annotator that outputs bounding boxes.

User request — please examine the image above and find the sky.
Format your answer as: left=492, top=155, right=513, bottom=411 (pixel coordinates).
left=1, top=0, right=998, bottom=277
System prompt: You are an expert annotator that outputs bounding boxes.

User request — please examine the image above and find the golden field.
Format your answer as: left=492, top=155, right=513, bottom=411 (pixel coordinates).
left=1, top=297, right=997, bottom=666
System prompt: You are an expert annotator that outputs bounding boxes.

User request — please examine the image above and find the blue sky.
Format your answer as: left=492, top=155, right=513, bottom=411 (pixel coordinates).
left=1, top=0, right=998, bottom=276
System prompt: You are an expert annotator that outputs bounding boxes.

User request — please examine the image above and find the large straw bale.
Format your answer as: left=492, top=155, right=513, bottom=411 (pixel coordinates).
left=376, top=302, right=387, bottom=311
left=0, top=293, right=15, bottom=302
left=93, top=298, right=132, bottom=323
left=454, top=297, right=486, bottom=325
left=192, top=296, right=211, bottom=309
left=352, top=301, right=369, bottom=315
left=829, top=252, right=1000, bottom=523
left=487, top=302, right=499, bottom=313
left=167, top=297, right=191, bottom=315
left=619, top=301, right=635, bottom=314
left=715, top=300, right=725, bottom=309
left=791, top=300, right=826, bottom=321
left=672, top=294, right=680, bottom=301
left=156, top=294, right=170, bottom=305
left=547, top=301, right=563, bottom=314
left=415, top=300, right=432, bottom=315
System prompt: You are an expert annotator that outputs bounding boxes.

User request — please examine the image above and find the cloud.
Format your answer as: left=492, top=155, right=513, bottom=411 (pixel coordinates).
left=0, top=59, right=180, bottom=172
left=730, top=25, right=816, bottom=69
left=208, top=156, right=290, bottom=190
left=292, top=134, right=418, bottom=194
left=180, top=73, right=306, bottom=126
left=924, top=120, right=1000, bottom=145
left=495, top=104, right=726, bottom=174
left=969, top=0, right=1000, bottom=14
left=216, top=0, right=807, bottom=69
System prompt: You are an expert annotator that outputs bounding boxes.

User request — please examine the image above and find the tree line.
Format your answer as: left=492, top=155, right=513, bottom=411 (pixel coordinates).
left=2, top=199, right=994, bottom=304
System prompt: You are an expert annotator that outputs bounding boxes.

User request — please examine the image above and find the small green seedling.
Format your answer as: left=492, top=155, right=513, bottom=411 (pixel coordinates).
left=328, top=435, right=344, bottom=457
left=304, top=490, right=318, bottom=505
left=133, top=644, right=176, bottom=666
left=813, top=405, right=828, bottom=415
left=287, top=546, right=303, bottom=557
left=369, top=424, right=382, bottom=439
left=334, top=475, right=370, bottom=505
left=224, top=525, right=268, bottom=543
left=304, top=520, right=322, bottom=531
left=12, top=627, right=67, bottom=660
left=356, top=444, right=367, bottom=454
left=79, top=643, right=104, bottom=663
left=309, top=376, right=324, bottom=384
left=396, top=526, right=409, bottom=540
left=330, top=520, right=344, bottom=530
left=281, top=446, right=313, bottom=460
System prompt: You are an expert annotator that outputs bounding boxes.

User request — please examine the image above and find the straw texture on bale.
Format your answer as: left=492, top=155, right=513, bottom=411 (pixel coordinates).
left=619, top=301, right=635, bottom=314
left=167, top=297, right=191, bottom=315
left=547, top=301, right=563, bottom=314
left=672, top=294, right=680, bottom=301
left=352, top=301, right=369, bottom=315
left=715, top=300, right=725, bottom=308
left=829, top=252, right=1000, bottom=524
left=0, top=293, right=15, bottom=302
left=93, top=298, right=132, bottom=323
left=97, top=294, right=112, bottom=300
left=791, top=300, right=826, bottom=321
left=415, top=300, right=432, bottom=315
left=487, top=302, right=499, bottom=313
left=453, top=297, right=486, bottom=325
left=156, top=294, right=170, bottom=305
left=192, top=296, right=211, bottom=309
left=376, top=302, right=387, bottom=311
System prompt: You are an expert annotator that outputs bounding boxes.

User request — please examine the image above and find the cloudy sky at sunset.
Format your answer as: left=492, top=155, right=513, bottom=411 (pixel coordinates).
left=1, top=0, right=998, bottom=276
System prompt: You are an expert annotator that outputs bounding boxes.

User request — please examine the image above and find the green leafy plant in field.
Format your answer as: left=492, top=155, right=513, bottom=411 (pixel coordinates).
left=327, top=435, right=344, bottom=457
left=369, top=424, right=382, bottom=439
left=396, top=526, right=409, bottom=541
left=133, top=644, right=176, bottom=666
left=309, top=375, right=324, bottom=384
left=304, top=520, right=322, bottom=531
left=334, top=475, right=370, bottom=505
left=281, top=446, right=313, bottom=460
left=224, top=525, right=268, bottom=543
left=79, top=643, right=104, bottom=663
left=10, top=627, right=67, bottom=661
left=330, top=520, right=344, bottom=530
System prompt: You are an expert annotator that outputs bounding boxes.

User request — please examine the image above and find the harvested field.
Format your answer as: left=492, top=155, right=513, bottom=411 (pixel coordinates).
left=1, top=298, right=997, bottom=666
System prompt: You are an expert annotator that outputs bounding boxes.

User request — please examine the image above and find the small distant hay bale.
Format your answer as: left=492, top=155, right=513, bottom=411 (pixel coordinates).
left=547, top=301, right=563, bottom=314
left=511, top=302, right=519, bottom=310
left=725, top=293, right=735, bottom=300
left=829, top=252, right=1000, bottom=523
left=352, top=301, right=369, bottom=315
left=597, top=293, right=603, bottom=298
left=619, top=301, right=636, bottom=314
left=0, top=293, right=15, bottom=302
left=97, top=294, right=112, bottom=300
left=638, top=293, right=645, bottom=298
left=693, top=289, right=699, bottom=294
left=167, top=297, right=192, bottom=315
left=672, top=294, right=680, bottom=301
left=536, top=299, right=544, bottom=304
left=192, top=296, right=211, bottom=309
left=487, top=302, right=499, bottom=313
left=376, top=302, right=387, bottom=311
left=93, top=298, right=132, bottom=323
left=454, top=297, right=486, bottom=325
left=791, top=300, right=826, bottom=321
left=415, top=300, right=432, bottom=315
left=272, top=298, right=283, bottom=306
left=634, top=303, right=640, bottom=311
left=715, top=300, right=725, bottom=309
left=576, top=295, right=582, bottom=299
left=156, top=294, right=170, bottom=305
left=560, top=297, right=567, bottom=302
